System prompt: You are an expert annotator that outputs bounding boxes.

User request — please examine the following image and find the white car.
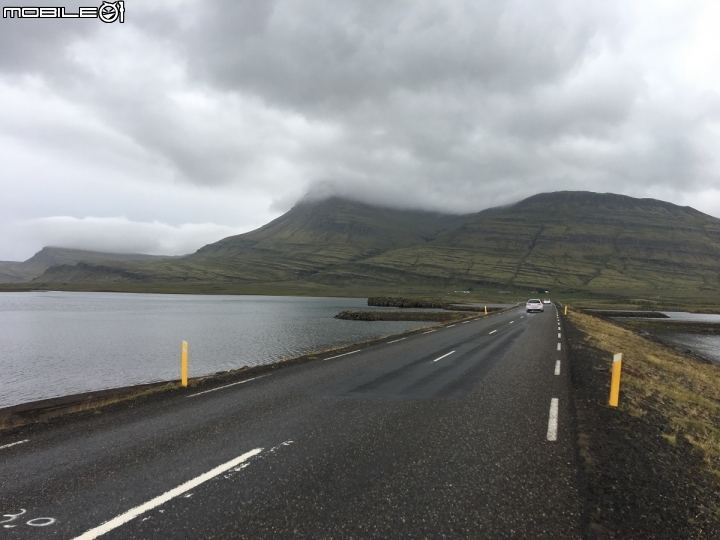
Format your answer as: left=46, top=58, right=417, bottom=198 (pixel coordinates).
left=542, top=299, right=551, bottom=304
left=526, top=299, right=544, bottom=313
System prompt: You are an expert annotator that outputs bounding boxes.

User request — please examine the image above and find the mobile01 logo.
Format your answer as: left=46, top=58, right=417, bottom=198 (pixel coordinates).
left=3, top=1, right=124, bottom=23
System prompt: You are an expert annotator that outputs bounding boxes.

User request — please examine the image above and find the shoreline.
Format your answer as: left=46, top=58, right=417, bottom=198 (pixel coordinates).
left=0, top=306, right=514, bottom=431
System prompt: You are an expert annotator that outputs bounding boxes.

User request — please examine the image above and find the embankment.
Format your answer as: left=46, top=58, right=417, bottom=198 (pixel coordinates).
left=565, top=308, right=720, bottom=538
left=0, top=319, right=443, bottom=431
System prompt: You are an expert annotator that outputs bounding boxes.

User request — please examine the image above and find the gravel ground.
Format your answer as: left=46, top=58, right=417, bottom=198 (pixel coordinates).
left=564, top=318, right=720, bottom=539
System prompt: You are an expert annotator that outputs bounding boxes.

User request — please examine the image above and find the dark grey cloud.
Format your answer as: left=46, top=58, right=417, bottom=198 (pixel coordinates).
left=1, top=0, right=719, bottom=258
left=182, top=1, right=610, bottom=108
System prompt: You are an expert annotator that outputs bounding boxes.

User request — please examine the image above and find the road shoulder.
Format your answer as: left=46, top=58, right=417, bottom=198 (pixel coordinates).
left=564, top=312, right=720, bottom=539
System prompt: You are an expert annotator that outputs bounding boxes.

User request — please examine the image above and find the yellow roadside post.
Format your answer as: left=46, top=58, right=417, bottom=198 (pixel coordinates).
left=609, top=353, right=622, bottom=407
left=564, top=305, right=568, bottom=315
left=181, top=341, right=188, bottom=387
left=484, top=305, right=488, bottom=315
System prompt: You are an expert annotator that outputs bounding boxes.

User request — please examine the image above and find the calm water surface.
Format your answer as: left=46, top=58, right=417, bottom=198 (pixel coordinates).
left=645, top=330, right=720, bottom=365
left=0, top=292, right=430, bottom=408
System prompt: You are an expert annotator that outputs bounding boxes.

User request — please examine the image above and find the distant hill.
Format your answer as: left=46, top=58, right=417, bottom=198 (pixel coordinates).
left=0, top=247, right=170, bottom=283
left=25, top=192, right=720, bottom=298
left=36, top=198, right=483, bottom=284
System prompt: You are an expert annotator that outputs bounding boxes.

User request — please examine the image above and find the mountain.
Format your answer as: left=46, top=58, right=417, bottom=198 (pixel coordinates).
left=0, top=247, right=170, bottom=283
left=36, top=198, right=483, bottom=284
left=23, top=192, right=720, bottom=298
left=331, top=192, right=720, bottom=293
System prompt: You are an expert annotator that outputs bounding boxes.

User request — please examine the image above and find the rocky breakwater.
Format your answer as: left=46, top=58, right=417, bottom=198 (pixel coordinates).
left=335, top=310, right=474, bottom=322
left=367, top=296, right=502, bottom=312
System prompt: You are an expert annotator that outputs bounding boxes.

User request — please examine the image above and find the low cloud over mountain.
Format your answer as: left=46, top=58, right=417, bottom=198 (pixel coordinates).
left=2, top=1, right=719, bottom=259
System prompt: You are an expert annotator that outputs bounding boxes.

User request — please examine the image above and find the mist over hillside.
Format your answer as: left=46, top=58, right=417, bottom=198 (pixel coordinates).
left=7, top=191, right=720, bottom=300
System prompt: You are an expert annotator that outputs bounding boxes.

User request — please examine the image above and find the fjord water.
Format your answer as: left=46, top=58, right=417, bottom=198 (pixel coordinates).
left=645, top=329, right=720, bottom=365
left=0, top=292, right=430, bottom=408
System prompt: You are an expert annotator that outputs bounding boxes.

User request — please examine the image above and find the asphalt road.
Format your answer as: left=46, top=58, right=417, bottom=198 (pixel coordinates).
left=0, top=304, right=582, bottom=539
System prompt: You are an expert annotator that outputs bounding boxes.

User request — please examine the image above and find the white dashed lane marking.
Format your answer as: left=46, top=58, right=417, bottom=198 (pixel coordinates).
left=423, top=330, right=436, bottom=334
left=432, top=350, right=456, bottom=363
left=557, top=343, right=562, bottom=351
left=554, top=360, right=561, bottom=375
left=387, top=338, right=406, bottom=344
left=547, top=398, right=559, bottom=441
left=489, top=330, right=497, bottom=335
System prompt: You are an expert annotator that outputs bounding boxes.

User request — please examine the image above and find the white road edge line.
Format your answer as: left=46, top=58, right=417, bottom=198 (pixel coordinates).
left=388, top=338, right=406, bottom=344
left=489, top=330, right=497, bottom=334
left=0, top=439, right=28, bottom=451
left=554, top=360, right=561, bottom=376
left=509, top=321, right=514, bottom=324
left=324, top=350, right=361, bottom=361
left=557, top=343, right=562, bottom=351
left=446, top=324, right=456, bottom=328
left=461, top=321, right=469, bottom=324
left=72, top=448, right=263, bottom=540
left=432, top=350, right=456, bottom=363
left=547, top=398, right=559, bottom=441
left=423, top=330, right=436, bottom=334
left=187, top=375, right=269, bottom=398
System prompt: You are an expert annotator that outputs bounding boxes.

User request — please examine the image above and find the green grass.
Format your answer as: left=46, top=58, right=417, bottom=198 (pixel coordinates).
left=569, top=308, right=720, bottom=482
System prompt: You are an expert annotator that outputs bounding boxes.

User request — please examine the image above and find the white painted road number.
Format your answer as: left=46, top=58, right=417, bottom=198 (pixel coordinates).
left=1, top=509, right=56, bottom=528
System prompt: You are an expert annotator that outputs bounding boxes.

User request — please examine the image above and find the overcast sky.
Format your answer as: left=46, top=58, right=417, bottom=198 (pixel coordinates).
left=1, top=0, right=719, bottom=260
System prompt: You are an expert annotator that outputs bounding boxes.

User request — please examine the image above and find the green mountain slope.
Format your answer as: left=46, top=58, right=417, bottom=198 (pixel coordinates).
left=26, top=191, right=720, bottom=298
left=36, top=198, right=481, bottom=284
left=0, top=247, right=169, bottom=283
left=330, top=192, right=720, bottom=293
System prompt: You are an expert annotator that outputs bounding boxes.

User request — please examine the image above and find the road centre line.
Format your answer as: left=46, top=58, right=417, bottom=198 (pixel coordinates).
left=423, top=330, right=436, bottom=334
left=558, top=333, right=561, bottom=338
left=547, top=398, right=559, bottom=441
left=0, top=439, right=28, bottom=451
left=187, top=376, right=269, bottom=398
left=72, top=448, right=263, bottom=540
left=387, top=338, right=406, bottom=344
left=489, top=330, right=497, bottom=334
left=432, top=350, right=456, bottom=363
left=555, top=360, right=561, bottom=375
left=557, top=343, right=562, bottom=351
left=324, top=350, right=361, bottom=361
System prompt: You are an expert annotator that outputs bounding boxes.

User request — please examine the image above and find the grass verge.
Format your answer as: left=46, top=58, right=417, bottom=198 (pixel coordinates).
left=568, top=309, right=720, bottom=483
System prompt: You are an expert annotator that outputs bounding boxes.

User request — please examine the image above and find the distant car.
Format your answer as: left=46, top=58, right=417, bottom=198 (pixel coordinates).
left=526, top=299, right=544, bottom=313
left=542, top=299, right=551, bottom=304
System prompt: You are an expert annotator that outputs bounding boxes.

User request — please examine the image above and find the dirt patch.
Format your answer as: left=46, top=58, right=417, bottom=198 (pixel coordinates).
left=565, top=311, right=720, bottom=538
